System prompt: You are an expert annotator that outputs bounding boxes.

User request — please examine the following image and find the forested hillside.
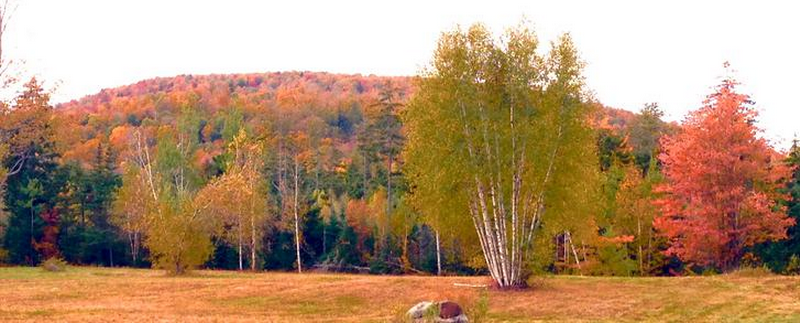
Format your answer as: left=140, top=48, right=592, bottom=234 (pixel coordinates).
left=2, top=61, right=796, bottom=280
left=4, top=72, right=425, bottom=271
left=0, top=70, right=643, bottom=273
left=3, top=0, right=800, bottom=318
left=55, top=72, right=412, bottom=171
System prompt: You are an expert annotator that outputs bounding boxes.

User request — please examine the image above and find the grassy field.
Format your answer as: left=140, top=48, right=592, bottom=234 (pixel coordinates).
left=1, top=267, right=799, bottom=322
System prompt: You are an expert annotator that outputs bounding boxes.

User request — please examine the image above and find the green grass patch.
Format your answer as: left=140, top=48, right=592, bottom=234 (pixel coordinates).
left=218, top=295, right=283, bottom=308
left=26, top=309, right=56, bottom=318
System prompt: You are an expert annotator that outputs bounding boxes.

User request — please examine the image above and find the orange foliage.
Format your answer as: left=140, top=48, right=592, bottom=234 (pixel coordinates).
left=62, top=137, right=101, bottom=166
left=54, top=72, right=414, bottom=171
left=345, top=199, right=373, bottom=257
left=654, top=75, right=794, bottom=270
left=109, top=125, right=133, bottom=151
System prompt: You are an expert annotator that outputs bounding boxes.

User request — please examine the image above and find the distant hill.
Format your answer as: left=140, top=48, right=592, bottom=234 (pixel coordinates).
left=53, top=71, right=645, bottom=169
left=58, top=72, right=413, bottom=114
left=54, top=72, right=413, bottom=167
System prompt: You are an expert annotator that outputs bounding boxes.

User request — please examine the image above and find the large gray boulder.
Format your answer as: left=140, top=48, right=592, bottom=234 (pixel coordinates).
left=407, top=301, right=436, bottom=321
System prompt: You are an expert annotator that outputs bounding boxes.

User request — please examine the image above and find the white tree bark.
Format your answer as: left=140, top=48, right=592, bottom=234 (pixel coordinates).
left=238, top=220, right=243, bottom=271
left=293, top=156, right=302, bottom=273
left=435, top=229, right=442, bottom=276
left=454, top=96, right=567, bottom=288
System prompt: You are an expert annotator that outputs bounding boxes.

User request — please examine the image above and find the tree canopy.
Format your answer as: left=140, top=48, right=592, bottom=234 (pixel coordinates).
left=655, top=74, right=794, bottom=271
left=404, top=23, right=599, bottom=287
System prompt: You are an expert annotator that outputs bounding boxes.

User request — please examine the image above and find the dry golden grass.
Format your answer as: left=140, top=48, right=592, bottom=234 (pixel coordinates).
left=1, top=266, right=799, bottom=322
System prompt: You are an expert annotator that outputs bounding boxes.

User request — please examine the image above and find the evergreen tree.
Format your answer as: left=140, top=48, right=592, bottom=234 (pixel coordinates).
left=757, top=140, right=800, bottom=272
left=332, top=221, right=362, bottom=266
left=629, top=103, right=666, bottom=173
left=56, top=140, right=123, bottom=266
left=1, top=79, right=61, bottom=265
left=371, top=83, right=405, bottom=219
left=86, top=140, right=122, bottom=228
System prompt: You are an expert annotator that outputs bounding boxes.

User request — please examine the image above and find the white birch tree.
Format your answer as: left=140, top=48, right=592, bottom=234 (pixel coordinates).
left=196, top=129, right=267, bottom=271
left=115, top=112, right=216, bottom=274
left=405, top=23, right=599, bottom=288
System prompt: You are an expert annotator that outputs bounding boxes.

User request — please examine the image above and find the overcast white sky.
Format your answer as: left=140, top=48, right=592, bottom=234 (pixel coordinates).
left=7, top=0, right=799, bottom=149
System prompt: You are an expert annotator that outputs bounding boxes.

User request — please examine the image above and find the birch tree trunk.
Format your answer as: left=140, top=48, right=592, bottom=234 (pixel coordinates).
left=128, top=232, right=136, bottom=264
left=238, top=221, right=243, bottom=271
left=404, top=26, right=593, bottom=289
left=293, top=156, right=302, bottom=273
left=637, top=215, right=643, bottom=275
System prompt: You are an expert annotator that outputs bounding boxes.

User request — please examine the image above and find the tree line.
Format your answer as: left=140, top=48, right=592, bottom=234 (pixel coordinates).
left=404, top=24, right=798, bottom=287
left=0, top=23, right=798, bottom=289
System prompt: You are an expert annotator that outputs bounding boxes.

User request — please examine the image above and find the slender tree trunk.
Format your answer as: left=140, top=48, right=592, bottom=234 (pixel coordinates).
left=251, top=212, right=256, bottom=271
left=387, top=151, right=392, bottom=218
left=567, top=232, right=582, bottom=273
left=386, top=149, right=393, bottom=254
left=128, top=233, right=135, bottom=264
left=637, top=215, right=643, bottom=275
left=314, top=156, right=320, bottom=192
left=238, top=223, right=243, bottom=271
left=132, top=231, right=139, bottom=265
left=293, top=157, right=302, bottom=273
left=454, top=96, right=566, bottom=288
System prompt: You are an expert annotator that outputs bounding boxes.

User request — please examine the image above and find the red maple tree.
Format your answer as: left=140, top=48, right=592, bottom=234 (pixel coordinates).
left=33, top=208, right=61, bottom=260
left=654, top=73, right=794, bottom=271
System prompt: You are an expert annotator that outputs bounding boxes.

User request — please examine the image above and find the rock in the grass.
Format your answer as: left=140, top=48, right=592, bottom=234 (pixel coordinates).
left=436, top=301, right=468, bottom=323
left=407, top=301, right=436, bottom=321
left=407, top=301, right=468, bottom=323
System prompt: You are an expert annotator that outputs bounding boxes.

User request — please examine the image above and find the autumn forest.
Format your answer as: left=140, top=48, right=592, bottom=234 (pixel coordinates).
left=2, top=9, right=800, bottom=322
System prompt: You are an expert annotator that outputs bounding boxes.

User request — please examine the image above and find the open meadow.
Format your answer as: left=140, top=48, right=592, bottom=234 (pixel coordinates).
left=1, top=267, right=800, bottom=322
left=3, top=1, right=800, bottom=323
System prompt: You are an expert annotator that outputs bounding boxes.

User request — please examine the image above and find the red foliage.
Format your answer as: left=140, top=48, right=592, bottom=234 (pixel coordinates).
left=34, top=208, right=61, bottom=260
left=654, top=75, right=794, bottom=270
